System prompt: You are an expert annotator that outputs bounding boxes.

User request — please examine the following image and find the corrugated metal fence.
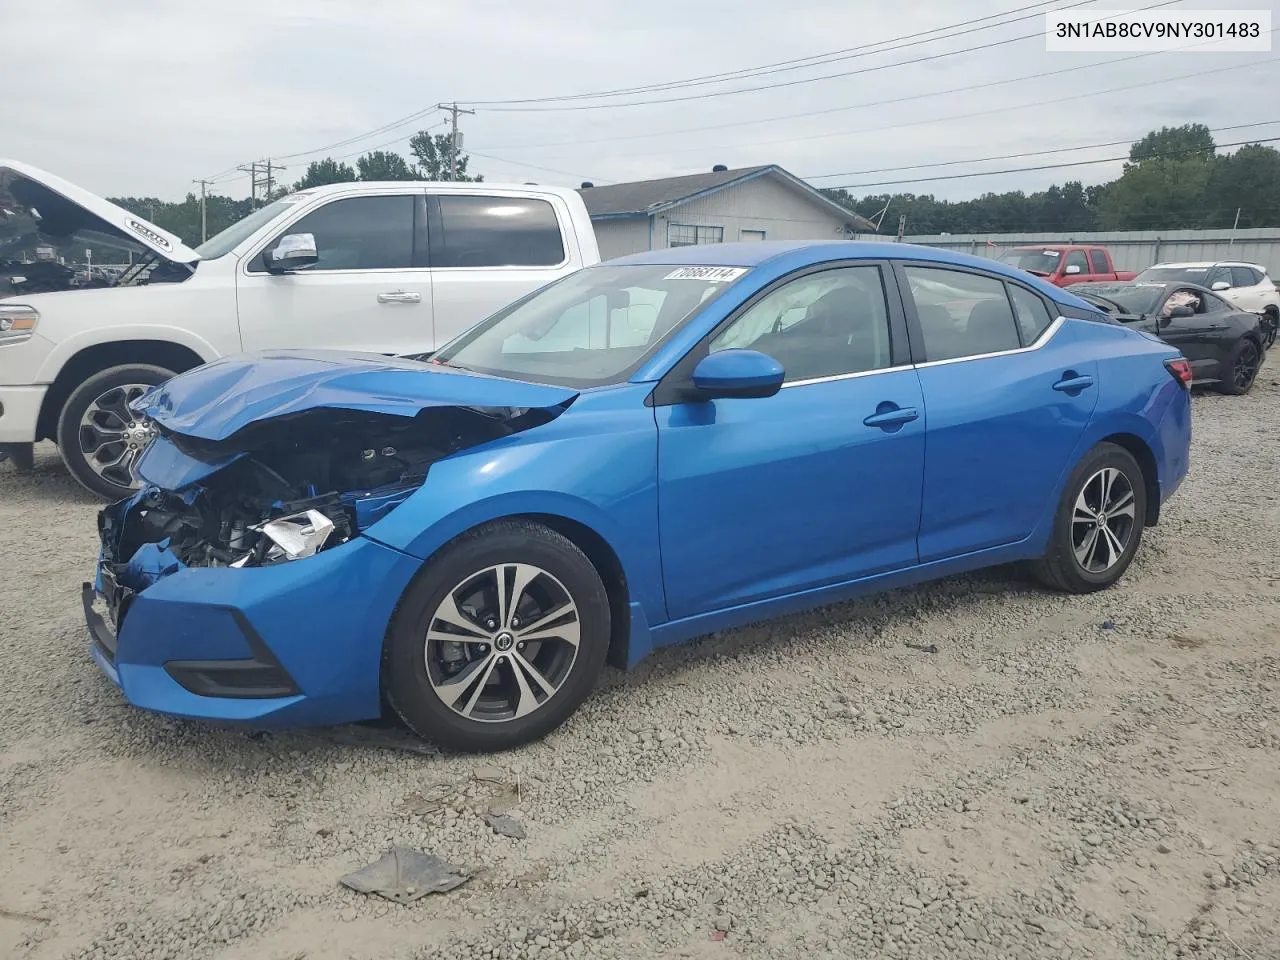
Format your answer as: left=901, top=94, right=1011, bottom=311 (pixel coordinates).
left=895, top=229, right=1280, bottom=274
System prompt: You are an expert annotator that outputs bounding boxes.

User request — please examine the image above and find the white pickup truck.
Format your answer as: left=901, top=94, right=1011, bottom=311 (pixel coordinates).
left=0, top=159, right=600, bottom=497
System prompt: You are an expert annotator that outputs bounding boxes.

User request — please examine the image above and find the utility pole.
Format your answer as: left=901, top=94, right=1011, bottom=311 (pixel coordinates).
left=193, top=178, right=211, bottom=242
left=437, top=102, right=475, bottom=180
left=237, top=161, right=284, bottom=207
left=238, top=162, right=259, bottom=207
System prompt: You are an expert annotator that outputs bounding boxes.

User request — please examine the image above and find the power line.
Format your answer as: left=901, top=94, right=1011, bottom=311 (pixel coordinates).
left=480, top=45, right=1179, bottom=153
left=193, top=2, right=1090, bottom=181
left=804, top=120, right=1280, bottom=182
left=516, top=53, right=1278, bottom=163
left=477, top=0, right=1180, bottom=112
left=464, top=150, right=603, bottom=183
left=464, top=0, right=1086, bottom=106
left=819, top=136, right=1280, bottom=191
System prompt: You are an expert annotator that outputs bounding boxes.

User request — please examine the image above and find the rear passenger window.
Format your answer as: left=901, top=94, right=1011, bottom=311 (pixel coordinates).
left=1008, top=285, right=1055, bottom=345
left=1089, top=250, right=1109, bottom=274
left=433, top=196, right=565, bottom=268
left=903, top=266, right=1020, bottom=361
left=1231, top=266, right=1259, bottom=287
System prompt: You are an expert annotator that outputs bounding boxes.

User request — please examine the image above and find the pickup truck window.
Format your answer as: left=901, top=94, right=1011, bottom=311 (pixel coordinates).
left=259, top=195, right=415, bottom=271
left=1065, top=250, right=1089, bottom=273
left=1088, top=250, right=1110, bottom=274
left=1000, top=250, right=1060, bottom=274
left=195, top=197, right=297, bottom=260
left=433, top=196, right=565, bottom=268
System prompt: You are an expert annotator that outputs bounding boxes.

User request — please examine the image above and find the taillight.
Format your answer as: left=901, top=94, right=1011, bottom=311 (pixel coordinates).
left=1164, top=357, right=1193, bottom=389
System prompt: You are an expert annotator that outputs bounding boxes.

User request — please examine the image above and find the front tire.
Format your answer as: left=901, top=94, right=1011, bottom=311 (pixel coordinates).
left=384, top=520, right=611, bottom=752
left=1031, top=442, right=1148, bottom=594
left=56, top=363, right=174, bottom=499
left=1216, top=338, right=1261, bottom=396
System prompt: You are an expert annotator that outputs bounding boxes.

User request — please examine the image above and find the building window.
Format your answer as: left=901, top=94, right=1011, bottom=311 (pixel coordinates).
left=740, top=229, right=766, bottom=241
left=668, top=223, right=723, bottom=247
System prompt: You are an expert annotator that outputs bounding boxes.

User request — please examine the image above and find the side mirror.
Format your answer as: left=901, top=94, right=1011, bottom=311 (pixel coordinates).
left=1064, top=264, right=1082, bottom=275
left=690, top=349, right=784, bottom=400
left=1211, top=280, right=1231, bottom=291
left=265, top=233, right=318, bottom=273
left=1167, top=304, right=1196, bottom=320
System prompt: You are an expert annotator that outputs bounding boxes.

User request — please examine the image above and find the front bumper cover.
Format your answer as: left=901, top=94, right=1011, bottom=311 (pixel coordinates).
left=85, top=534, right=423, bottom=727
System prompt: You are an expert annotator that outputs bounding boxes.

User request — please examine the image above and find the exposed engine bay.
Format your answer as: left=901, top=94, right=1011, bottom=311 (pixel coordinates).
left=99, top=404, right=559, bottom=588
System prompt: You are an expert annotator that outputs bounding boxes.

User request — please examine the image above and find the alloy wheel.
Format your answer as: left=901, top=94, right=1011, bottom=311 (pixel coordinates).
left=425, top=563, right=581, bottom=723
left=77, top=383, right=157, bottom=490
left=1071, top=467, right=1137, bottom=574
left=1233, top=342, right=1260, bottom=391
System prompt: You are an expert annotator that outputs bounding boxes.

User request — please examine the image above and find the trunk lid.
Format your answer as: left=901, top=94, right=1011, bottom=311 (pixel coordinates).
left=0, top=158, right=201, bottom=265
left=132, top=350, right=580, bottom=442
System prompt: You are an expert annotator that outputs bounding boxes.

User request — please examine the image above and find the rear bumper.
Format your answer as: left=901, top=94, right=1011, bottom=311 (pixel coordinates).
left=0, top=384, right=46, bottom=443
left=86, top=535, right=423, bottom=728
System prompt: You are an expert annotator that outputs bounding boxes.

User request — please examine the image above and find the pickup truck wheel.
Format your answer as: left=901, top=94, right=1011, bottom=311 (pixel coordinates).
left=56, top=364, right=174, bottom=500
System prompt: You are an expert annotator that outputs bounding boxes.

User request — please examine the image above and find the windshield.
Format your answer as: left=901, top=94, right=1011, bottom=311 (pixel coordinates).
left=194, top=196, right=301, bottom=259
left=432, top=263, right=749, bottom=387
left=1075, top=282, right=1166, bottom=316
left=1001, top=249, right=1061, bottom=274
left=1134, top=266, right=1212, bottom=284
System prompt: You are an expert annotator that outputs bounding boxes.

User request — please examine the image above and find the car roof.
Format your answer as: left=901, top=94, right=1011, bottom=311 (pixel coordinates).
left=1147, top=260, right=1263, bottom=269
left=608, top=240, right=1096, bottom=308
left=285, top=181, right=586, bottom=200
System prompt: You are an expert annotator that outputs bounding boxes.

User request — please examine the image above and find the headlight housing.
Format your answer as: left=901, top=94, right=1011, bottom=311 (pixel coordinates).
left=243, top=509, right=337, bottom=565
left=0, top=304, right=39, bottom=345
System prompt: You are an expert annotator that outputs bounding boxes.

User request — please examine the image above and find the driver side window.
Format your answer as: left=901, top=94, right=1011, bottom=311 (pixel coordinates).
left=1065, top=251, right=1089, bottom=273
left=709, top=266, right=893, bottom=383
left=254, top=195, right=416, bottom=272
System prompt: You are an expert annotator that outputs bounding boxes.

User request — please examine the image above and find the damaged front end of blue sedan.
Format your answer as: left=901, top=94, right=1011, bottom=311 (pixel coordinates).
left=85, top=349, right=578, bottom=729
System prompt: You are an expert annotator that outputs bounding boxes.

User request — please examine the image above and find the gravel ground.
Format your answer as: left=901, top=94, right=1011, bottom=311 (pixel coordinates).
left=2, top=377, right=1279, bottom=960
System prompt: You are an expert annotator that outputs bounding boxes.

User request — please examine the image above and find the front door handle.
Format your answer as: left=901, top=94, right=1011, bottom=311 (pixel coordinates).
left=863, top=405, right=920, bottom=429
left=377, top=291, right=421, bottom=304
left=1053, top=373, right=1094, bottom=393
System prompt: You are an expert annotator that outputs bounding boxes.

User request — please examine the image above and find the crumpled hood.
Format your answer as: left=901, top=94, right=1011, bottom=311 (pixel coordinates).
left=132, top=350, right=579, bottom=442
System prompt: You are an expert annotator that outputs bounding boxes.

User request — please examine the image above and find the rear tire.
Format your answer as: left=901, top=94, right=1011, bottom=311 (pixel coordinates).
left=384, top=520, right=611, bottom=752
left=1031, top=442, right=1147, bottom=594
left=1216, top=338, right=1262, bottom=396
left=56, top=364, right=174, bottom=500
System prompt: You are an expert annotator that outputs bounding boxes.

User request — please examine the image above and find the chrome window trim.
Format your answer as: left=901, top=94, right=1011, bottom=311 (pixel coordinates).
left=780, top=363, right=913, bottom=389
left=914, top=314, right=1066, bottom=370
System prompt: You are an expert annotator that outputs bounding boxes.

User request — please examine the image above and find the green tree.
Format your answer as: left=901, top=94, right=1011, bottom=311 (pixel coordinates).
left=355, top=150, right=421, bottom=181
left=1207, top=144, right=1280, bottom=228
left=1129, top=123, right=1216, bottom=164
left=1095, top=156, right=1215, bottom=230
left=294, top=158, right=357, bottom=190
left=408, top=130, right=482, bottom=181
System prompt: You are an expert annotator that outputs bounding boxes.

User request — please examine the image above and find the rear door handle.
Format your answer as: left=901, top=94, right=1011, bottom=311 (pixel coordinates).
left=863, top=406, right=920, bottom=429
left=1053, top=374, right=1094, bottom=392
left=377, top=291, right=421, bottom=304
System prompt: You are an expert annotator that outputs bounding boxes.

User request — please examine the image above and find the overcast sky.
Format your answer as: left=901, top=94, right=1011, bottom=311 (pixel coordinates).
left=3, top=0, right=1275, bottom=203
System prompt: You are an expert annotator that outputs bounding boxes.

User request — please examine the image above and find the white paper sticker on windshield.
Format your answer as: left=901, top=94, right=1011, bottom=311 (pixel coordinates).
left=1043, top=250, right=1061, bottom=257
left=664, top=266, right=748, bottom=282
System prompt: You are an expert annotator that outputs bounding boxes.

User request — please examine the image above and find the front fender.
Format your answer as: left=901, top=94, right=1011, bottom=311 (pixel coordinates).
left=35, top=323, right=223, bottom=383
left=361, top=386, right=666, bottom=628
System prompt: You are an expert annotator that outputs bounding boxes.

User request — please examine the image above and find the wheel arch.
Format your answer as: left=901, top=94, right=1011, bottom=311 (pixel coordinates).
left=36, top=340, right=207, bottom=441
left=1099, top=432, right=1161, bottom=526
left=391, top=511, right=636, bottom=673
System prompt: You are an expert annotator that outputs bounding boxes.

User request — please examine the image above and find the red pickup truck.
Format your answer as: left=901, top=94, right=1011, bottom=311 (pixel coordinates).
left=999, top=245, right=1137, bottom=287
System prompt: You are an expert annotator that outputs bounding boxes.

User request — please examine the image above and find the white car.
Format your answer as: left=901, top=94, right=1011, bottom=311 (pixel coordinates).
left=1134, top=260, right=1280, bottom=318
left=0, top=160, right=600, bottom=498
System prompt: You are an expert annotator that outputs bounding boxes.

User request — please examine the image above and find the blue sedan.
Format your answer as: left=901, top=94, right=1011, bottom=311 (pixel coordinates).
left=86, top=242, right=1191, bottom=751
